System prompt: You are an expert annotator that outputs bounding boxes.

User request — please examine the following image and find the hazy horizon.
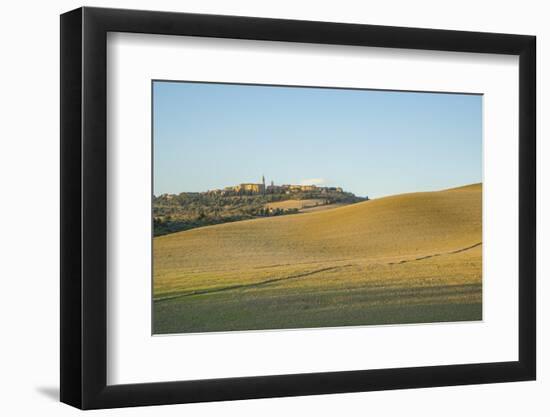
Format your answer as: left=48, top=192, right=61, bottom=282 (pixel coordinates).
left=153, top=81, right=482, bottom=198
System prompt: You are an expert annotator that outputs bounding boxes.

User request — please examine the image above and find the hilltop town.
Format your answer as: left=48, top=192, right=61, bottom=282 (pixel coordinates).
left=154, top=177, right=366, bottom=236
left=205, top=176, right=343, bottom=196
left=159, top=176, right=344, bottom=199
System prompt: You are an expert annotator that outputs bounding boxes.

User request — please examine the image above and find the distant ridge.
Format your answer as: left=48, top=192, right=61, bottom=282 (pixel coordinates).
left=443, top=182, right=482, bottom=192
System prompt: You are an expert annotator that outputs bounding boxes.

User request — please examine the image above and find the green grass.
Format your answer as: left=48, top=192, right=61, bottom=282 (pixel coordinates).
left=153, top=184, right=482, bottom=334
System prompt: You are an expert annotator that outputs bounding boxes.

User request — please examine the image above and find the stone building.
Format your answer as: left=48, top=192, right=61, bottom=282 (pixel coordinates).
left=226, top=176, right=266, bottom=194
left=216, top=176, right=345, bottom=196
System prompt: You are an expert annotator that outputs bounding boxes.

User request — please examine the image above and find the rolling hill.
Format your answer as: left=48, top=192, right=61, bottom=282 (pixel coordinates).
left=153, top=183, right=482, bottom=334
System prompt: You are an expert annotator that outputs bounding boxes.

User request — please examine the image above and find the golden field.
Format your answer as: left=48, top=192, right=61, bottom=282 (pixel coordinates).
left=265, top=198, right=324, bottom=209
left=265, top=198, right=326, bottom=210
left=265, top=198, right=346, bottom=213
left=153, top=183, right=482, bottom=334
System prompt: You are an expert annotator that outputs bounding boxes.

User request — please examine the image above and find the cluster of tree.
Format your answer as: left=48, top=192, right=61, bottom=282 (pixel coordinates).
left=153, top=189, right=366, bottom=236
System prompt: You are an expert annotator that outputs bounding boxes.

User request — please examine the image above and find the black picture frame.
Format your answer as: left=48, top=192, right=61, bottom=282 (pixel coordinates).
left=60, top=6, right=536, bottom=410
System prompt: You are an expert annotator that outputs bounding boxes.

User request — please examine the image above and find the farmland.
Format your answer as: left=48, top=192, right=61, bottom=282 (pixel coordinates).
left=264, top=198, right=326, bottom=210
left=153, top=183, right=482, bottom=334
left=153, top=187, right=364, bottom=236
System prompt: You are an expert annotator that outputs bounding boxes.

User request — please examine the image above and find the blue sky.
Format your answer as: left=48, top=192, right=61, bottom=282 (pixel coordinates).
left=153, top=81, right=482, bottom=198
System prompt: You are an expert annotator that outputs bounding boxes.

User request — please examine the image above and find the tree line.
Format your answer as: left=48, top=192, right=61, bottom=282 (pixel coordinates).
left=153, top=189, right=366, bottom=236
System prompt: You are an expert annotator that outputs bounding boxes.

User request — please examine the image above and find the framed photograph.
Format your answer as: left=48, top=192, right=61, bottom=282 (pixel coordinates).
left=60, top=7, right=536, bottom=409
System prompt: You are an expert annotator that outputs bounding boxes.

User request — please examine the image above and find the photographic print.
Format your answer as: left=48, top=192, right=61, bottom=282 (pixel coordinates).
left=152, top=81, right=482, bottom=335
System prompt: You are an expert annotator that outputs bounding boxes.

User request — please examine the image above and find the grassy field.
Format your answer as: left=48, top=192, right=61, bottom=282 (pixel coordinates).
left=266, top=198, right=346, bottom=214
left=265, top=198, right=326, bottom=210
left=153, top=183, right=482, bottom=334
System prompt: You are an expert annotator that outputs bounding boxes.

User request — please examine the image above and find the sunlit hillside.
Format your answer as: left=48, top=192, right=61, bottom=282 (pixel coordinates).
left=153, top=183, right=482, bottom=334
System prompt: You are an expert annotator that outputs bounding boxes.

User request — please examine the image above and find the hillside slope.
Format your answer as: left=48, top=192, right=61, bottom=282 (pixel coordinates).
left=154, top=184, right=482, bottom=333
